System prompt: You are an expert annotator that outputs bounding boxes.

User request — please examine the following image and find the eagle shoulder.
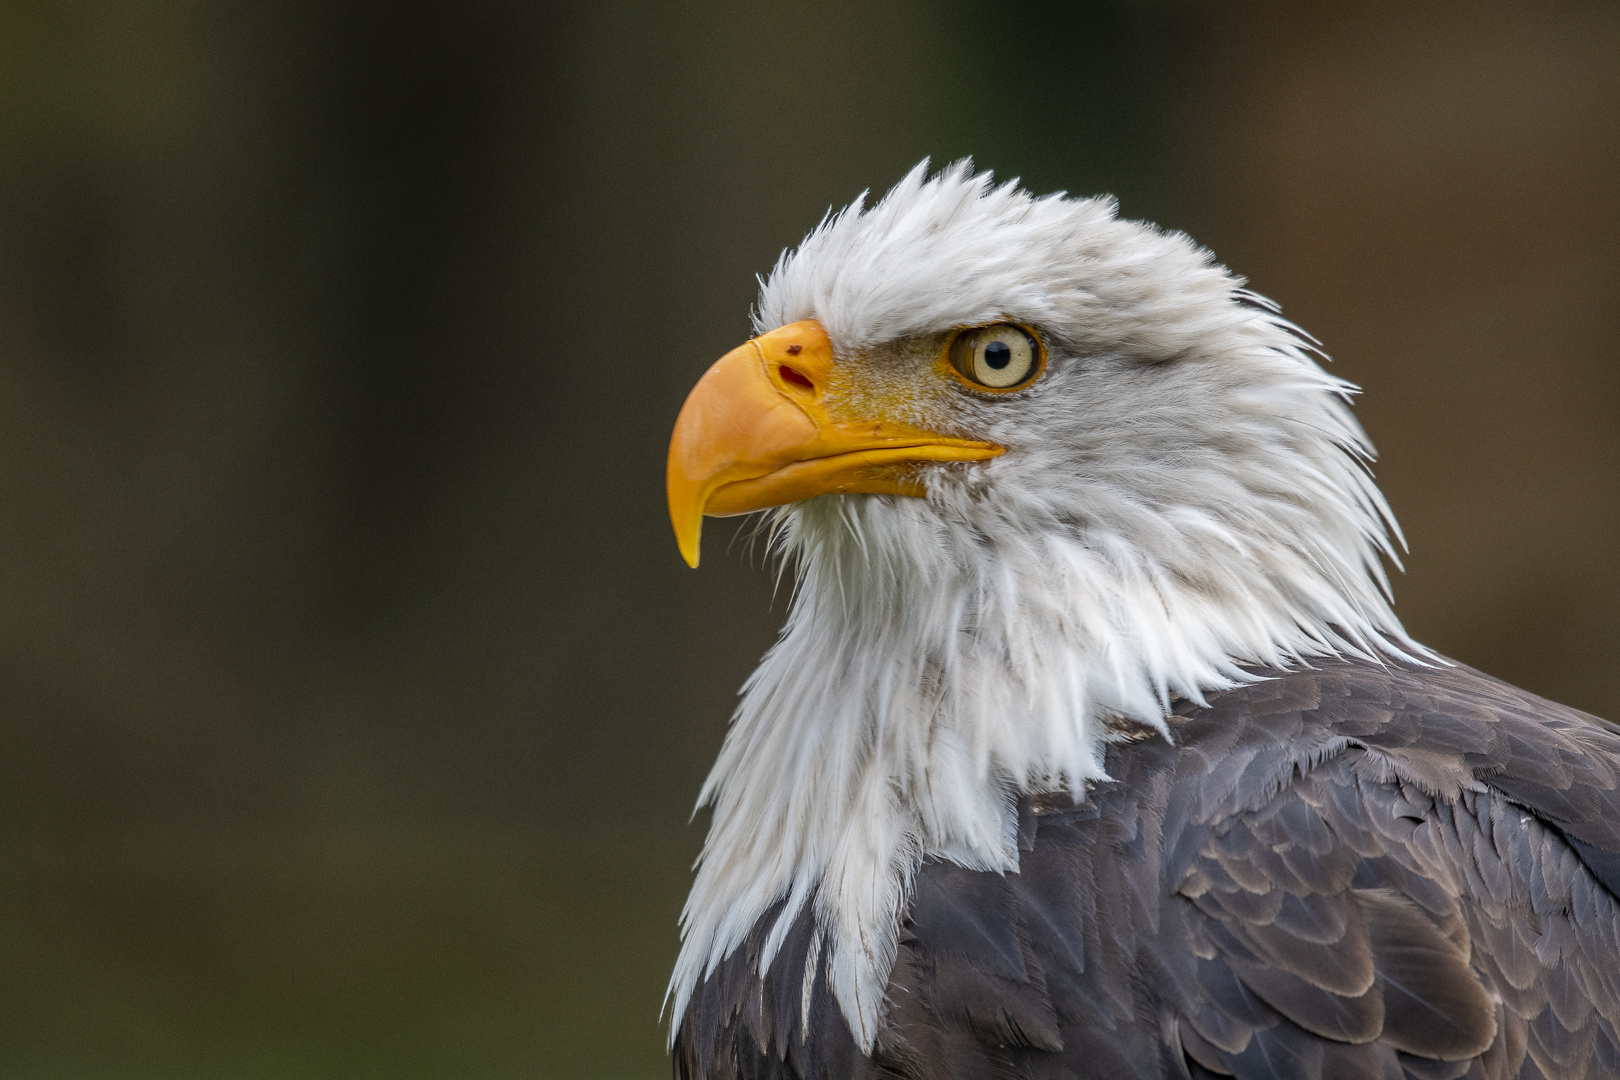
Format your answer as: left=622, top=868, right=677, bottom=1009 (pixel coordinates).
left=675, top=657, right=1620, bottom=1079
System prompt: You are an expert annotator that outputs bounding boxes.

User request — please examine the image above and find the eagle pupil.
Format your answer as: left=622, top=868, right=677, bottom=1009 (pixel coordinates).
left=983, top=341, right=1012, bottom=370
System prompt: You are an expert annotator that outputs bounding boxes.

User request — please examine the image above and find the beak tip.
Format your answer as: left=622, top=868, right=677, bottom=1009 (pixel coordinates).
left=668, top=470, right=704, bottom=568
left=673, top=516, right=702, bottom=568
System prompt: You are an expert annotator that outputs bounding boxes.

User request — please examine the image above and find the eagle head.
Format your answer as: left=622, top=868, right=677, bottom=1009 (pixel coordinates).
left=664, top=160, right=1416, bottom=1047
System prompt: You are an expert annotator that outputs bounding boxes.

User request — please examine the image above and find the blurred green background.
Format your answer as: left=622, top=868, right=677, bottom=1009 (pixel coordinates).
left=0, top=1, right=1615, bottom=1076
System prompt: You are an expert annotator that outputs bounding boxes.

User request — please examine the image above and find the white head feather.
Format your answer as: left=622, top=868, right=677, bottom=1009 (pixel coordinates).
left=667, top=160, right=1419, bottom=1049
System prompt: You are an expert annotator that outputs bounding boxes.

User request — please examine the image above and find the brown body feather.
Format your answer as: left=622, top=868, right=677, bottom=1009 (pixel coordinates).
left=675, top=657, right=1620, bottom=1079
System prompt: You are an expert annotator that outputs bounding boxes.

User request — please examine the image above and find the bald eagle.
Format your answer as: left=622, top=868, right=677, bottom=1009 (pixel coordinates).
left=663, top=162, right=1620, bottom=1080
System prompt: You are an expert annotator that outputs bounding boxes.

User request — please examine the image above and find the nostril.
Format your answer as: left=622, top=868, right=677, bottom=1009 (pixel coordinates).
left=780, top=365, right=814, bottom=391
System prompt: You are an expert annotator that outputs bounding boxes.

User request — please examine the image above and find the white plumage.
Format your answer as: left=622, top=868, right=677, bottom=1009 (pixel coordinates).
left=668, top=161, right=1420, bottom=1048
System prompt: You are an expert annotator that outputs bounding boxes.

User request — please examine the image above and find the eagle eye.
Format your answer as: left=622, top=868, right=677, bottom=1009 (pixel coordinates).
left=947, top=324, right=1042, bottom=390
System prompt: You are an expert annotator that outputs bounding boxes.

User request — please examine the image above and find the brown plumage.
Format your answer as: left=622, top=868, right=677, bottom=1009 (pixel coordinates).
left=676, top=657, right=1620, bottom=1080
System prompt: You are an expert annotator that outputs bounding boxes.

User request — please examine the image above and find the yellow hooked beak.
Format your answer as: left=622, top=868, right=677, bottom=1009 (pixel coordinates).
left=666, top=319, right=1003, bottom=566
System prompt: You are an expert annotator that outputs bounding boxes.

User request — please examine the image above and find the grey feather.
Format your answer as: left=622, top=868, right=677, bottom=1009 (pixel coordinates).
left=676, top=657, right=1620, bottom=1079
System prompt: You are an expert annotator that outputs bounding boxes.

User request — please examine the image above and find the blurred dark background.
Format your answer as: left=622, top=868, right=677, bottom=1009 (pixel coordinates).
left=0, top=0, right=1614, bottom=1076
